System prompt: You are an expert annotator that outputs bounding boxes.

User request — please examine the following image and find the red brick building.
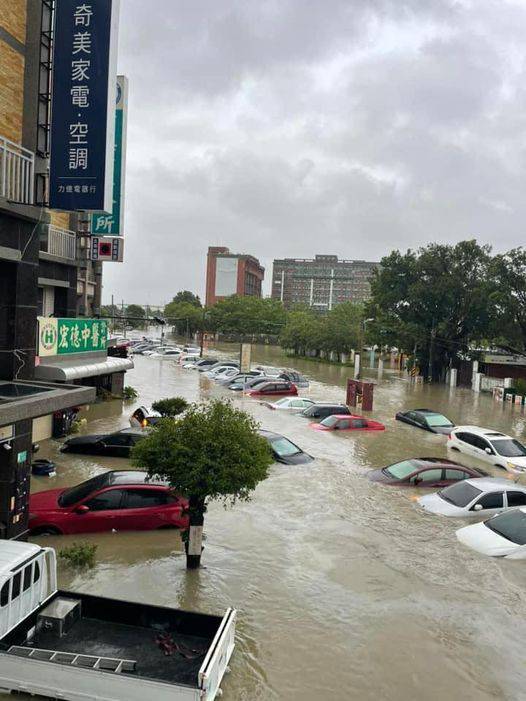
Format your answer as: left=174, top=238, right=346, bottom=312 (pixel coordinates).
left=205, top=246, right=265, bottom=306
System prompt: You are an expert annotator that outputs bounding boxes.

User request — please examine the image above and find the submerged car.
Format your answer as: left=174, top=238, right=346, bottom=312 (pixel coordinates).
left=261, top=397, right=315, bottom=411
left=130, top=405, right=162, bottom=428
left=258, top=430, right=313, bottom=465
left=301, top=403, right=351, bottom=421
left=217, top=370, right=265, bottom=387
left=447, top=426, right=526, bottom=474
left=28, top=470, right=188, bottom=535
left=311, top=414, right=385, bottom=432
left=247, top=380, right=298, bottom=397
left=395, top=409, right=454, bottom=435
left=277, top=371, right=309, bottom=389
left=418, top=478, right=526, bottom=518
left=229, top=375, right=271, bottom=391
left=61, top=428, right=146, bottom=457
left=199, top=360, right=238, bottom=373
left=456, top=507, right=526, bottom=558
left=368, top=458, right=487, bottom=487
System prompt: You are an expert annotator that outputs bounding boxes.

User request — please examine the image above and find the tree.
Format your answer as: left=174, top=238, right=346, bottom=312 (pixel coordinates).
left=367, top=241, right=493, bottom=380
left=131, top=400, right=273, bottom=569
left=279, top=309, right=322, bottom=355
left=164, top=300, right=203, bottom=336
left=126, top=304, right=146, bottom=329
left=171, top=290, right=202, bottom=308
left=209, top=296, right=286, bottom=337
left=489, top=248, right=526, bottom=353
left=321, top=302, right=364, bottom=356
left=152, top=397, right=188, bottom=417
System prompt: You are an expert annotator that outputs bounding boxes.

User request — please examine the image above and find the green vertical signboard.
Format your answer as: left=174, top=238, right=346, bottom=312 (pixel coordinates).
left=90, top=75, right=128, bottom=236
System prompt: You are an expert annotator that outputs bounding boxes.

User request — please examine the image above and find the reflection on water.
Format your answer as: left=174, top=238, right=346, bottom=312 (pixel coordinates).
left=10, top=342, right=526, bottom=700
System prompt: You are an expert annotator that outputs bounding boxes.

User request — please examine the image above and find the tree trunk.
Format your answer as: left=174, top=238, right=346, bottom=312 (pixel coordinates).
left=185, top=495, right=206, bottom=569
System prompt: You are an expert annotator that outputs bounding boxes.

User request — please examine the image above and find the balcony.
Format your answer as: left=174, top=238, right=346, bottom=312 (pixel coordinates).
left=40, top=224, right=76, bottom=261
left=0, top=135, right=34, bottom=205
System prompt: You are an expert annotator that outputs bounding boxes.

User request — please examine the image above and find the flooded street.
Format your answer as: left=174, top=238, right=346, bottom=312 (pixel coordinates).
left=20, top=344, right=526, bottom=700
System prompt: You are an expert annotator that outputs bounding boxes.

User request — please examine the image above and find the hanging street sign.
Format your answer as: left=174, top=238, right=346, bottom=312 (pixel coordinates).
left=49, top=0, right=120, bottom=211
left=90, top=235, right=124, bottom=262
left=37, top=317, right=108, bottom=356
left=90, top=74, right=128, bottom=235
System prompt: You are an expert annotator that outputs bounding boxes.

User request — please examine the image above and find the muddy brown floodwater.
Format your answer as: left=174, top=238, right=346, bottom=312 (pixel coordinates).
left=11, top=342, right=526, bottom=700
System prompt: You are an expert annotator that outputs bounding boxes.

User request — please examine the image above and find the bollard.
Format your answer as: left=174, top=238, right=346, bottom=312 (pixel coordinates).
left=354, top=353, right=361, bottom=379
left=449, top=368, right=458, bottom=387
left=473, top=372, right=483, bottom=393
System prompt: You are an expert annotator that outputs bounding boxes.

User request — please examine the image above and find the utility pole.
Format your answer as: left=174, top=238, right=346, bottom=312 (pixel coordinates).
left=428, top=323, right=436, bottom=382
left=121, top=299, right=126, bottom=338
left=111, top=294, right=114, bottom=334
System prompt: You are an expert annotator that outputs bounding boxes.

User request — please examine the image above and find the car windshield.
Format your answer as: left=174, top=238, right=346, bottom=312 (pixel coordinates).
left=274, top=398, right=289, bottom=406
left=58, top=473, right=109, bottom=507
left=321, top=415, right=340, bottom=427
left=425, top=413, right=453, bottom=427
left=384, top=460, right=418, bottom=479
left=271, top=437, right=301, bottom=457
left=438, top=481, right=482, bottom=507
left=486, top=510, right=526, bottom=545
left=490, top=439, right=526, bottom=457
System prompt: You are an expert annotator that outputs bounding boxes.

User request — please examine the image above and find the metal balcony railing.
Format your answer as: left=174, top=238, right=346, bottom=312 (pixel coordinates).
left=0, top=135, right=35, bottom=204
left=40, top=225, right=76, bottom=261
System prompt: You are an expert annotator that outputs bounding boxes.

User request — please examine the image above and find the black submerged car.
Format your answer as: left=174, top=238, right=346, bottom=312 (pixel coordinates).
left=395, top=409, right=455, bottom=435
left=61, top=428, right=146, bottom=458
left=258, top=430, right=314, bottom=465
left=301, top=403, right=351, bottom=421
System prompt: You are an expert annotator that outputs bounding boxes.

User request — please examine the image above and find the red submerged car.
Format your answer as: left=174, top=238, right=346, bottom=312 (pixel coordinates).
left=28, top=470, right=189, bottom=536
left=310, top=414, right=385, bottom=432
left=247, top=380, right=298, bottom=397
left=367, top=457, right=488, bottom=487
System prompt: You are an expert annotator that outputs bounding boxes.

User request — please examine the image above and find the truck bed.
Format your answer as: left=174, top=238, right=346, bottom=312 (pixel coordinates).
left=2, top=590, right=225, bottom=689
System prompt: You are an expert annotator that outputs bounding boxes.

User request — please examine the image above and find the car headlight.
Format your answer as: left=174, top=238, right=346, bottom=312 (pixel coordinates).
left=507, top=462, right=526, bottom=472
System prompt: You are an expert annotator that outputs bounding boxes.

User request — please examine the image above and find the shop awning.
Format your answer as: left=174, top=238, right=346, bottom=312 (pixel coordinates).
left=34, top=356, right=134, bottom=382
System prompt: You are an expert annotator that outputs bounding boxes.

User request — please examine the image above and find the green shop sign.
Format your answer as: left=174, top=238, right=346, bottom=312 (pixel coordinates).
left=37, top=317, right=108, bottom=357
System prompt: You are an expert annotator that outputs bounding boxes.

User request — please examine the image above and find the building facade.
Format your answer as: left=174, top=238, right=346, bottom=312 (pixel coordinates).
left=205, top=246, right=265, bottom=306
left=0, top=1, right=130, bottom=540
left=271, top=255, right=379, bottom=311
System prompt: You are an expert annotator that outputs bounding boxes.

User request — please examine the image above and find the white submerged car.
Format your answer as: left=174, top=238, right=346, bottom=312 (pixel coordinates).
left=456, top=508, right=526, bottom=558
left=418, top=478, right=526, bottom=518
left=447, top=426, right=526, bottom=474
left=261, top=397, right=315, bottom=412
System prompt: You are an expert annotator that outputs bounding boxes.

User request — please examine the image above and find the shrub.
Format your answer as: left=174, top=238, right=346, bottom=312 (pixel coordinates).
left=59, top=542, right=97, bottom=568
left=123, top=386, right=139, bottom=400
left=152, top=397, right=189, bottom=417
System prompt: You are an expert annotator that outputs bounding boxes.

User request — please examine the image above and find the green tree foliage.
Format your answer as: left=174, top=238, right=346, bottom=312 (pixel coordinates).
left=131, top=400, right=273, bottom=568
left=164, top=300, right=203, bottom=335
left=209, top=296, right=286, bottom=337
left=489, top=248, right=526, bottom=353
left=279, top=309, right=322, bottom=355
left=171, top=290, right=202, bottom=307
left=367, top=240, right=493, bottom=380
left=126, top=304, right=146, bottom=326
left=152, top=397, right=189, bottom=417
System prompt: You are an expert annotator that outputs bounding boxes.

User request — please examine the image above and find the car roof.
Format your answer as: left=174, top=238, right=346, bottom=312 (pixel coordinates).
left=461, top=477, right=525, bottom=491
left=106, top=470, right=168, bottom=486
left=258, top=429, right=286, bottom=440
left=453, top=426, right=511, bottom=439
left=311, top=403, right=348, bottom=408
left=327, top=414, right=364, bottom=419
left=116, top=428, right=146, bottom=436
left=412, top=457, right=464, bottom=466
left=0, top=542, right=44, bottom=579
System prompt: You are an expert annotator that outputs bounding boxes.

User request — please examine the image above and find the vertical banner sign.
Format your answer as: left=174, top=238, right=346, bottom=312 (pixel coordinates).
left=91, top=75, right=128, bottom=234
left=49, top=0, right=120, bottom=211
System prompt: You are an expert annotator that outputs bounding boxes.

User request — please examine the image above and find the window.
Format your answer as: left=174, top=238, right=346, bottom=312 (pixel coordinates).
left=425, top=414, right=453, bottom=428
left=491, top=439, right=526, bottom=458
left=472, top=436, right=492, bottom=452
left=124, top=489, right=169, bottom=509
left=320, top=415, right=339, bottom=428
left=506, top=491, right=526, bottom=507
left=384, top=460, right=418, bottom=479
left=11, top=572, right=21, bottom=600
left=350, top=419, right=367, bottom=429
left=85, top=489, right=124, bottom=511
left=412, top=469, right=442, bottom=483
left=456, top=432, right=476, bottom=446
left=336, top=420, right=351, bottom=429
left=290, top=400, right=303, bottom=408
left=473, top=492, right=504, bottom=510
left=34, top=561, right=40, bottom=583
left=105, top=434, right=133, bottom=447
left=445, top=469, right=468, bottom=481
left=23, top=566, right=32, bottom=592
left=486, top=510, right=526, bottom=545
left=59, top=473, right=109, bottom=507
left=270, top=437, right=300, bottom=457
left=0, top=582, right=8, bottom=607
left=439, top=481, right=482, bottom=507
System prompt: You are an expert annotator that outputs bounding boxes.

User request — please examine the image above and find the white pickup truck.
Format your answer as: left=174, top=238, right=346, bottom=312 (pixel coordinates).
left=0, top=541, right=236, bottom=700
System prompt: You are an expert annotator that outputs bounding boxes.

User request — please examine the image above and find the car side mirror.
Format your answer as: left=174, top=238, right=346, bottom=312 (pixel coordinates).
left=74, top=505, right=90, bottom=514
left=485, top=447, right=492, bottom=455
left=473, top=503, right=483, bottom=511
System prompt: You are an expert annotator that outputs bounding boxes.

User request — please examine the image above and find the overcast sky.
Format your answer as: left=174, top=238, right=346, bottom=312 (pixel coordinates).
left=103, top=0, right=526, bottom=305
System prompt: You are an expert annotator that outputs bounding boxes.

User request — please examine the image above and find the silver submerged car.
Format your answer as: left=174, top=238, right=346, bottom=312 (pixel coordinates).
left=418, top=478, right=526, bottom=518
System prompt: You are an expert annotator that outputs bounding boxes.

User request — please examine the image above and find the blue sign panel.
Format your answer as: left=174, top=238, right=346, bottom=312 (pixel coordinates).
left=49, top=0, right=119, bottom=211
